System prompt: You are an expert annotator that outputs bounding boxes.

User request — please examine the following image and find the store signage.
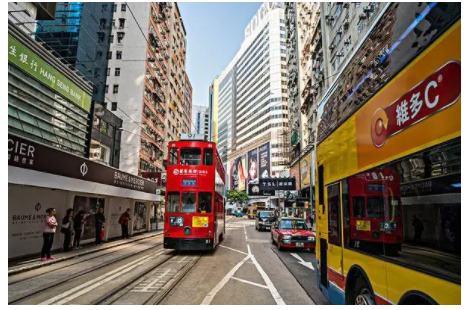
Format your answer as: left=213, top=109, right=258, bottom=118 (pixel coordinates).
left=8, top=134, right=156, bottom=194
left=139, top=171, right=166, bottom=187
left=8, top=34, right=92, bottom=112
left=260, top=177, right=296, bottom=191
left=371, top=61, right=461, bottom=147
left=245, top=2, right=283, bottom=38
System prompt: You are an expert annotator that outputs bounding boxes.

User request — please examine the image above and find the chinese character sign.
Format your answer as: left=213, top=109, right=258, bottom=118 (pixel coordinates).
left=371, top=61, right=461, bottom=147
left=258, top=142, right=271, bottom=179
left=247, top=148, right=259, bottom=184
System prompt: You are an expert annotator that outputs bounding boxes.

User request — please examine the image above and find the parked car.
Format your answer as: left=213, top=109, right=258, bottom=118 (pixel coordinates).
left=271, top=217, right=316, bottom=251
left=255, top=210, right=276, bottom=231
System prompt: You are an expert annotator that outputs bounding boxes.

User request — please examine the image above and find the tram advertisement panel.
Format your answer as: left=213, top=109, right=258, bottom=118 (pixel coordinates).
left=258, top=142, right=270, bottom=179
left=247, top=148, right=259, bottom=184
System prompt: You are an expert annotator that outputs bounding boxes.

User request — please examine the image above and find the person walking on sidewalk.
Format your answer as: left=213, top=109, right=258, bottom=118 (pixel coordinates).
left=41, top=208, right=58, bottom=261
left=73, top=210, right=85, bottom=249
left=95, top=207, right=106, bottom=245
left=61, top=208, right=74, bottom=252
left=118, top=208, right=131, bottom=239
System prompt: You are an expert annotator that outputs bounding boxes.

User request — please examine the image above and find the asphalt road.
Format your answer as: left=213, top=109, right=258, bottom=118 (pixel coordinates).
left=9, top=216, right=327, bottom=305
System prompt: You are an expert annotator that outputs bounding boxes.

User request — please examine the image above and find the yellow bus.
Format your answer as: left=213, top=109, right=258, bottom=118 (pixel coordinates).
left=314, top=3, right=460, bottom=305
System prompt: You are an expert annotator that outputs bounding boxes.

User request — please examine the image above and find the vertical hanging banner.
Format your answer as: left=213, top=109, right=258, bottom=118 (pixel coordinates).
left=259, top=142, right=271, bottom=179
left=230, top=159, right=237, bottom=190
left=247, top=148, right=259, bottom=184
left=238, top=156, right=246, bottom=191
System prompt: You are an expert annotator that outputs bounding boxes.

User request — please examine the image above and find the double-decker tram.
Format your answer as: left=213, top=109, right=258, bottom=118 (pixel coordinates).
left=314, top=3, right=460, bottom=305
left=164, top=134, right=226, bottom=251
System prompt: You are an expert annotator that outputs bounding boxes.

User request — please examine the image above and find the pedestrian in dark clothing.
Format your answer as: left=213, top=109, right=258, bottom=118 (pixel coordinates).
left=41, top=208, right=58, bottom=261
left=95, top=207, right=106, bottom=245
left=119, top=208, right=131, bottom=239
left=412, top=215, right=424, bottom=244
left=73, top=210, right=85, bottom=249
left=61, top=208, right=74, bottom=252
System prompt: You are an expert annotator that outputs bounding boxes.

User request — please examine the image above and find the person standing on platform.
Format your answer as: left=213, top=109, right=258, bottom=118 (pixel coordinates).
left=73, top=210, right=85, bottom=249
left=95, top=207, right=106, bottom=245
left=41, top=208, right=58, bottom=261
left=118, top=208, right=131, bottom=239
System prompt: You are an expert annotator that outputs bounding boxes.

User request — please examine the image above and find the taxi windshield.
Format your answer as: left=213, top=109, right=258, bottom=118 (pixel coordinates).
left=279, top=220, right=308, bottom=230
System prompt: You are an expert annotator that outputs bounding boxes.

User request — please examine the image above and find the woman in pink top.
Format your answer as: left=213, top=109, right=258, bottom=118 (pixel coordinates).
left=41, top=208, right=58, bottom=261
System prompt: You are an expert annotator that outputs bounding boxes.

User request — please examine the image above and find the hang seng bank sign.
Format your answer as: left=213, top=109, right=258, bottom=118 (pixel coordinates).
left=8, top=134, right=156, bottom=194
left=8, top=34, right=92, bottom=112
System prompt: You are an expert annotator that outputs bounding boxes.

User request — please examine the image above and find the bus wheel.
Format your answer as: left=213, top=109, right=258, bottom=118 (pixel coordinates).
left=354, top=278, right=375, bottom=305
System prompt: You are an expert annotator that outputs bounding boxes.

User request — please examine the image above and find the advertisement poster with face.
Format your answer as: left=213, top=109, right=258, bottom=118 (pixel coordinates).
left=259, top=142, right=271, bottom=179
left=300, top=153, right=312, bottom=189
left=230, top=159, right=238, bottom=190
left=133, top=202, right=147, bottom=232
left=248, top=148, right=259, bottom=184
left=73, top=196, right=105, bottom=240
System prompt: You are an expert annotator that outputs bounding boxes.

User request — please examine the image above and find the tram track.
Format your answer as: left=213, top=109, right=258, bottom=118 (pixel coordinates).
left=8, top=240, right=165, bottom=304
left=9, top=236, right=163, bottom=285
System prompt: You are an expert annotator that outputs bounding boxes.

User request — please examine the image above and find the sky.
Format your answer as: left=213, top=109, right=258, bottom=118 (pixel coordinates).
left=177, top=2, right=262, bottom=108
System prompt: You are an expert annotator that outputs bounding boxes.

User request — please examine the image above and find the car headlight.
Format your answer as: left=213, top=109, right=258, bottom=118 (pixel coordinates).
left=282, top=235, right=291, bottom=240
left=308, top=236, right=315, bottom=241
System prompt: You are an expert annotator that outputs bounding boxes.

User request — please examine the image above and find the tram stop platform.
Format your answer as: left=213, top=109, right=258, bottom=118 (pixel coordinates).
left=8, top=230, right=164, bottom=276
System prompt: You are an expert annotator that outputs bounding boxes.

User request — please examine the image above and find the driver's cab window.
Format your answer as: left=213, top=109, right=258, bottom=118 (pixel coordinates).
left=181, top=192, right=196, bottom=213
left=181, top=148, right=201, bottom=165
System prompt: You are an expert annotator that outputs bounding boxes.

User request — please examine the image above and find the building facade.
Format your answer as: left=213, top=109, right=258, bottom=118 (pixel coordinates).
left=105, top=2, right=191, bottom=176
left=218, top=2, right=290, bottom=187
left=192, top=105, right=210, bottom=140
left=208, top=77, right=219, bottom=143
left=8, top=18, right=160, bottom=259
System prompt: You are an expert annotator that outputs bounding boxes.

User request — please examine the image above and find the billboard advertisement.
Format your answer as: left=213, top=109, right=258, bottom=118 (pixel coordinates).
left=247, top=148, right=259, bottom=184
left=258, top=142, right=271, bottom=179
left=290, top=162, right=300, bottom=190
left=230, top=156, right=246, bottom=191
left=300, top=152, right=312, bottom=189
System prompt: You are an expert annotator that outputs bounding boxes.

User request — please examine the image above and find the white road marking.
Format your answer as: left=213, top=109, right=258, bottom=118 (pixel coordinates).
left=290, top=253, right=315, bottom=271
left=201, top=254, right=251, bottom=305
left=219, top=245, right=248, bottom=256
left=231, top=276, right=268, bottom=289
left=39, top=250, right=164, bottom=305
left=133, top=269, right=171, bottom=293
left=247, top=245, right=286, bottom=305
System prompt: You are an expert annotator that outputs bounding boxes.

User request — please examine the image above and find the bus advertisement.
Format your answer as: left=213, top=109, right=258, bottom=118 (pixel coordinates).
left=314, top=3, right=460, bottom=305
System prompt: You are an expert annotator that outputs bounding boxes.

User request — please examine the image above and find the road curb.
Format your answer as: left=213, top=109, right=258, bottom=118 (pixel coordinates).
left=8, top=232, right=163, bottom=276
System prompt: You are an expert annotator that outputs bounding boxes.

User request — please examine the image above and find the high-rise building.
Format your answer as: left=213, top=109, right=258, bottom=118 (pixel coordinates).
left=35, top=3, right=123, bottom=168
left=105, top=2, right=191, bottom=176
left=217, top=2, right=290, bottom=185
left=192, top=105, right=210, bottom=141
left=208, top=77, right=219, bottom=143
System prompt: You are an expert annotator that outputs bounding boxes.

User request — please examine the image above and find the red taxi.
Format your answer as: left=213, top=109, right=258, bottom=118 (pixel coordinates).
left=271, top=217, right=316, bottom=251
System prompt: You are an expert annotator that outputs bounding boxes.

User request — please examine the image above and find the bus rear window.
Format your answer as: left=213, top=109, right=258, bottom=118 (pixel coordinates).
left=181, top=148, right=201, bottom=165
left=204, top=148, right=213, bottom=165
left=198, top=192, right=212, bottom=213
left=167, top=192, right=180, bottom=212
left=181, top=192, right=196, bottom=213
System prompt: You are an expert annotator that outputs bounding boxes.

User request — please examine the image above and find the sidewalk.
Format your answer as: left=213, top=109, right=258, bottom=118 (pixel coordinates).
left=8, top=229, right=164, bottom=276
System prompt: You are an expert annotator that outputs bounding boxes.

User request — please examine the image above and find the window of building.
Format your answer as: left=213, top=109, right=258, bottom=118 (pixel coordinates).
left=121, top=4, right=127, bottom=11
left=116, top=51, right=122, bottom=59
left=111, top=102, right=117, bottom=111
left=204, top=148, right=213, bottom=166
left=100, top=18, right=106, bottom=28
left=98, top=32, right=105, bottom=43
left=113, top=85, right=119, bottom=93
left=107, top=51, right=112, bottom=59
left=112, top=3, right=117, bottom=12
left=198, top=192, right=212, bottom=213
left=115, top=67, right=120, bottom=76
left=181, top=192, right=196, bottom=213
left=112, top=19, right=115, bottom=28
left=117, top=32, right=125, bottom=43
left=107, top=68, right=111, bottom=76
left=167, top=192, right=180, bottom=212
left=119, top=18, right=125, bottom=28
left=96, top=51, right=103, bottom=59
left=105, top=85, right=109, bottom=93
left=109, top=35, right=114, bottom=44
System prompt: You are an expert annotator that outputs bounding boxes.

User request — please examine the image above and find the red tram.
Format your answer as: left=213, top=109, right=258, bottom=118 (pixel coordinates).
left=163, top=136, right=225, bottom=251
left=347, top=168, right=403, bottom=252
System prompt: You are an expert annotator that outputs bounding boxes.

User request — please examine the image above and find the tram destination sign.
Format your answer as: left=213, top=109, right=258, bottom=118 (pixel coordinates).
left=8, top=134, right=157, bottom=194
